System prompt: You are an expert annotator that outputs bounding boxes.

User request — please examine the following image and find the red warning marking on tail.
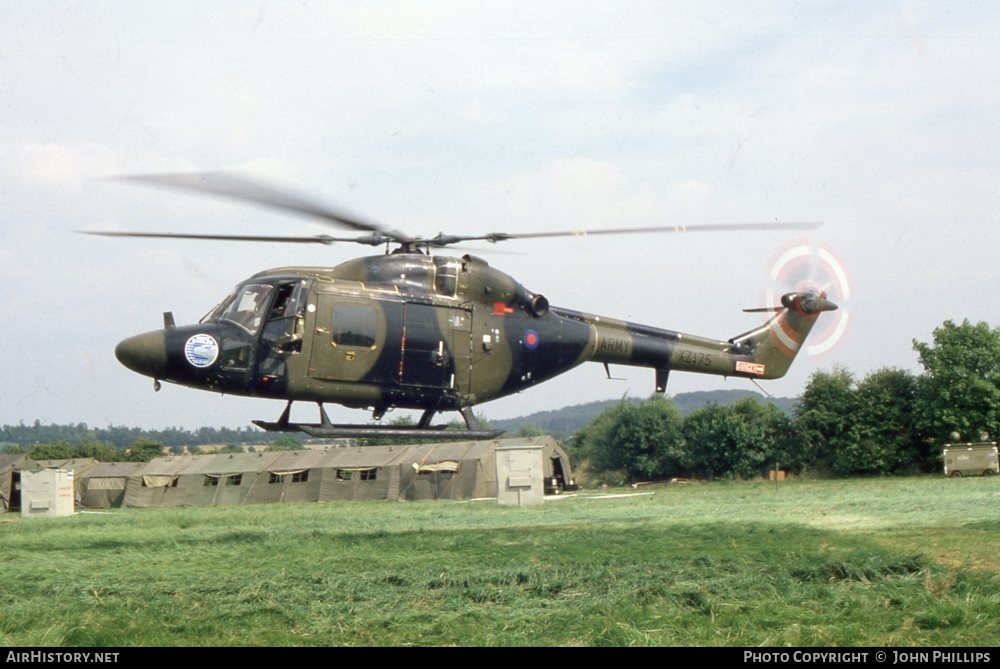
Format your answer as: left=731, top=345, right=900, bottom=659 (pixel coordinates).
left=735, top=360, right=766, bottom=375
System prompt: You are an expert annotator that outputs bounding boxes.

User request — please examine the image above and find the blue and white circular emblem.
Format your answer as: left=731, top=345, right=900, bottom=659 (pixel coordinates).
left=184, top=334, right=219, bottom=368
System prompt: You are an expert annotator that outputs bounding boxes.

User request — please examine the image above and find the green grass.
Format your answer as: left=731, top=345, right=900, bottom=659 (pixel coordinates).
left=1, top=476, right=998, bottom=646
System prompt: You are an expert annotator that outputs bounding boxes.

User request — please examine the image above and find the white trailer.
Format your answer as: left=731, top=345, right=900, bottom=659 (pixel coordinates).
left=943, top=442, right=999, bottom=478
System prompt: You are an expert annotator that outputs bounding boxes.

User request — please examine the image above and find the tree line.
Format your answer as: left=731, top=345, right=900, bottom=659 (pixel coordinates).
left=0, top=423, right=274, bottom=450
left=566, top=319, right=998, bottom=482
left=0, top=423, right=286, bottom=462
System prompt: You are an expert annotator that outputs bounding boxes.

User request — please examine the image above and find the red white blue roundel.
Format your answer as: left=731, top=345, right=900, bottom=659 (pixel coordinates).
left=523, top=329, right=540, bottom=350
left=185, top=334, right=219, bottom=368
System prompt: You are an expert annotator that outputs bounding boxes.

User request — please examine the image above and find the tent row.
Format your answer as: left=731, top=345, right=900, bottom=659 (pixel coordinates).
left=2, top=437, right=574, bottom=510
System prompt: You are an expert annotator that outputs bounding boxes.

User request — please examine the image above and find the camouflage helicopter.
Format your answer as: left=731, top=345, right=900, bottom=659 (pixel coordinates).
left=86, top=172, right=837, bottom=440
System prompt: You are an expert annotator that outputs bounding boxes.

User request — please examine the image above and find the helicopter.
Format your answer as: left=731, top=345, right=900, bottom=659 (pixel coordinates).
left=85, top=172, right=837, bottom=440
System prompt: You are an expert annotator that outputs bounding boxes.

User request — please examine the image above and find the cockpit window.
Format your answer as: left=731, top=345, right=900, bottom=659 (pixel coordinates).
left=268, top=283, right=296, bottom=320
left=201, top=293, right=235, bottom=324
left=218, top=283, right=274, bottom=335
left=260, top=280, right=308, bottom=353
left=433, top=256, right=459, bottom=297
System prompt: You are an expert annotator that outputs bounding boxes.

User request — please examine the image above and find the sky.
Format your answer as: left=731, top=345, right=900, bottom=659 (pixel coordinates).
left=2, top=1, right=998, bottom=431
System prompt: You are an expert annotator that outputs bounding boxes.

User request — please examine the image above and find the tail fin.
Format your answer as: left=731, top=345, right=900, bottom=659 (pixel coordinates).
left=729, top=290, right=838, bottom=380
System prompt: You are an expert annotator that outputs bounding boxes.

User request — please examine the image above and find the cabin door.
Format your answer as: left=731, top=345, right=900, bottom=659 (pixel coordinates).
left=399, top=303, right=471, bottom=395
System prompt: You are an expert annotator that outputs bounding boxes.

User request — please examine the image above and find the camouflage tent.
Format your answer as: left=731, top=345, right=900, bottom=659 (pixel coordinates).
left=79, top=461, right=147, bottom=509
left=118, top=455, right=196, bottom=508
left=394, top=440, right=499, bottom=501
left=0, top=454, right=37, bottom=512
left=313, top=436, right=573, bottom=502
left=234, top=449, right=322, bottom=504
left=278, top=436, right=572, bottom=503
left=73, top=436, right=574, bottom=509
left=255, top=448, right=391, bottom=504
left=123, top=452, right=283, bottom=508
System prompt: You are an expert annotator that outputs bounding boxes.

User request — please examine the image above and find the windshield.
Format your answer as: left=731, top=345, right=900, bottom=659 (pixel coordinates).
left=201, top=293, right=235, bottom=324
left=216, top=283, right=275, bottom=335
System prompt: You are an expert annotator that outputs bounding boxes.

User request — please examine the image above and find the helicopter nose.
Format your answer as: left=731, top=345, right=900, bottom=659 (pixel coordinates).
left=115, top=330, right=168, bottom=378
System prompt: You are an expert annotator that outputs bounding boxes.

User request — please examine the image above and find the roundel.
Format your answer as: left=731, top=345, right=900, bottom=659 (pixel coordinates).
left=523, top=329, right=540, bottom=350
left=184, top=334, right=220, bottom=368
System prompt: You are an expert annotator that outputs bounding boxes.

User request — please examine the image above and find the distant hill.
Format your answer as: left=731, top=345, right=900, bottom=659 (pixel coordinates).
left=488, top=389, right=797, bottom=438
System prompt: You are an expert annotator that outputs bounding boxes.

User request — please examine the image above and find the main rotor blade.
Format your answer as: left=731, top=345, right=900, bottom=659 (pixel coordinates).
left=106, top=171, right=414, bottom=243
left=472, top=221, right=823, bottom=243
left=78, top=230, right=389, bottom=246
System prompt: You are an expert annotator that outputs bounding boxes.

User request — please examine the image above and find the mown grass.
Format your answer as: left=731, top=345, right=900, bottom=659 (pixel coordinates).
left=1, top=476, right=998, bottom=646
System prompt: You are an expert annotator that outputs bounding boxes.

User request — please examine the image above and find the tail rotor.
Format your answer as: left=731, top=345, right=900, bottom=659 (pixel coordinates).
left=760, top=240, right=851, bottom=356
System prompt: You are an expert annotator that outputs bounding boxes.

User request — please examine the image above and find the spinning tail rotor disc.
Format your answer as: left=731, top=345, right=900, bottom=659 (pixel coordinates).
left=762, top=240, right=851, bottom=356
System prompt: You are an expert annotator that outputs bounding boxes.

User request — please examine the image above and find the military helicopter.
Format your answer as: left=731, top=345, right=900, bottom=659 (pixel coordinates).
left=85, top=172, right=837, bottom=440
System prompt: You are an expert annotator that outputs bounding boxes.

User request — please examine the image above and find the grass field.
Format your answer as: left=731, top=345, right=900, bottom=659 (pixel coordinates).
left=1, top=475, right=998, bottom=647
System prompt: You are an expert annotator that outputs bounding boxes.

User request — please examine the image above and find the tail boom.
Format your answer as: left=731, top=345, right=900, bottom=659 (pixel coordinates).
left=584, top=290, right=838, bottom=391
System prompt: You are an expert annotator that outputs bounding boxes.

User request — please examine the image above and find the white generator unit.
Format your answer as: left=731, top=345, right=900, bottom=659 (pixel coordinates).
left=495, top=442, right=544, bottom=506
left=20, top=469, right=76, bottom=518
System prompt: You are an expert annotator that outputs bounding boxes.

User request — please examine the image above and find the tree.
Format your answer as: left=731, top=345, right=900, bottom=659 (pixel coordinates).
left=576, top=395, right=686, bottom=482
left=267, top=436, right=303, bottom=451
left=28, top=441, right=78, bottom=460
left=683, top=398, right=788, bottom=479
left=822, top=367, right=919, bottom=475
left=26, top=438, right=119, bottom=461
left=793, top=367, right=860, bottom=475
left=357, top=415, right=416, bottom=446
left=852, top=367, right=924, bottom=472
left=75, top=437, right=119, bottom=462
left=125, top=438, right=165, bottom=462
left=513, top=422, right=545, bottom=438
left=913, top=319, right=1000, bottom=445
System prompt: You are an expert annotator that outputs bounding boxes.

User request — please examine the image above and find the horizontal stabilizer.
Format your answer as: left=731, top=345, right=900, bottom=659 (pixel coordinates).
left=743, top=289, right=838, bottom=315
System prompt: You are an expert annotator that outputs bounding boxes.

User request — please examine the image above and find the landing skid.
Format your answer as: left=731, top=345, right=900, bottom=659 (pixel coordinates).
left=252, top=402, right=505, bottom=441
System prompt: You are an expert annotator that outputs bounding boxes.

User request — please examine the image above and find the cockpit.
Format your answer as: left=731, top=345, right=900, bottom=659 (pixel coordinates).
left=204, top=279, right=308, bottom=337
left=214, top=283, right=274, bottom=335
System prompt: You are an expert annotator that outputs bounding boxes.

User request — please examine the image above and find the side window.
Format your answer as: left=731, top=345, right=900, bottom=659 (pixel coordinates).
left=261, top=280, right=309, bottom=351
left=332, top=305, right=377, bottom=347
left=267, top=283, right=297, bottom=321
left=219, top=338, right=253, bottom=371
left=434, top=256, right=459, bottom=297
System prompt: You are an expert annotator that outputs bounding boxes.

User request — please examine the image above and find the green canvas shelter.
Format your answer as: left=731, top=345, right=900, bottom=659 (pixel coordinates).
left=74, top=436, right=575, bottom=509
left=251, top=449, right=378, bottom=504
left=314, top=435, right=573, bottom=502
left=270, top=436, right=573, bottom=503
left=123, top=452, right=283, bottom=508
left=394, top=440, right=499, bottom=501
left=0, top=454, right=38, bottom=512
left=79, top=461, right=147, bottom=508
left=118, top=455, right=197, bottom=508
